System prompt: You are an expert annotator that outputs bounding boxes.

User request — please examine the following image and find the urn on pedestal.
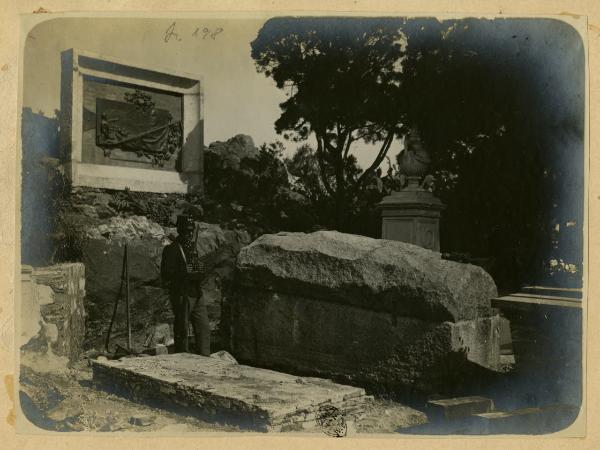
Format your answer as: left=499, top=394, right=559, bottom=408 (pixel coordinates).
left=377, top=128, right=445, bottom=251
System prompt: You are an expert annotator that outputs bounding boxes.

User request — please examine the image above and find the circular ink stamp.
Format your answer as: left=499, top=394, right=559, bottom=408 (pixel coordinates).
left=316, top=404, right=347, bottom=437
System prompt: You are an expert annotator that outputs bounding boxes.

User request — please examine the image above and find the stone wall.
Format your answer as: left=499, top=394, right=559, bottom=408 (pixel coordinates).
left=21, top=263, right=86, bottom=363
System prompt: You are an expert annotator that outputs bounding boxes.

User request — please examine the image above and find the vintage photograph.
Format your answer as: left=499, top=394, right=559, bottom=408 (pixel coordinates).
left=18, top=14, right=585, bottom=435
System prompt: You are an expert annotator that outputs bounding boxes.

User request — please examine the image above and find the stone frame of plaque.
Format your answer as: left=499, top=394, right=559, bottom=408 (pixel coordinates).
left=60, top=49, right=203, bottom=193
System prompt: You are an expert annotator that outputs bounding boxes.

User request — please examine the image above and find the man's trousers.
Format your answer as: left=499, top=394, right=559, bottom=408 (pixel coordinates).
left=169, top=281, right=211, bottom=355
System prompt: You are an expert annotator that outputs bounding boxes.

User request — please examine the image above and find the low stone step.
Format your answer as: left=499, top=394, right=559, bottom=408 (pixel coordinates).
left=427, top=396, right=494, bottom=421
left=472, top=404, right=580, bottom=434
left=492, top=293, right=581, bottom=309
left=520, top=286, right=582, bottom=300
left=91, top=353, right=369, bottom=431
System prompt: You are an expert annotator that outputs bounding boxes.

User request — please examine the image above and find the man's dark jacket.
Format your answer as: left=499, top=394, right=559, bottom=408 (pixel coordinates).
left=161, top=241, right=189, bottom=287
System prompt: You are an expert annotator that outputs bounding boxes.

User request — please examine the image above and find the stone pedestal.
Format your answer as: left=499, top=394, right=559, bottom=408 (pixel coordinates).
left=377, top=178, right=444, bottom=251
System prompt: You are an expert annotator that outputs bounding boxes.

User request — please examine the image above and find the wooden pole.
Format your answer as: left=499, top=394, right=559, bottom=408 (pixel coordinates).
left=125, top=245, right=132, bottom=351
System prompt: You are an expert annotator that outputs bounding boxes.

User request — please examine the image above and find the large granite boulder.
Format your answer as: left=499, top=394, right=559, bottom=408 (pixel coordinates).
left=206, top=134, right=258, bottom=170
left=236, top=231, right=497, bottom=322
left=230, top=231, right=511, bottom=397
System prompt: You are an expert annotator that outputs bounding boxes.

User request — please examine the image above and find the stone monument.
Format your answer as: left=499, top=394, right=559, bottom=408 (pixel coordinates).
left=377, top=127, right=444, bottom=251
left=230, top=231, right=511, bottom=397
left=60, top=49, right=203, bottom=193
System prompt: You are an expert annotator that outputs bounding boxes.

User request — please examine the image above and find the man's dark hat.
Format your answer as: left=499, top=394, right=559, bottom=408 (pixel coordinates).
left=176, top=215, right=194, bottom=231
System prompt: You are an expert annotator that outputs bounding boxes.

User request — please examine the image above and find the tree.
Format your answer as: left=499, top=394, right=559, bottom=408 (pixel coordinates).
left=284, top=144, right=329, bottom=207
left=251, top=18, right=406, bottom=227
left=284, top=143, right=376, bottom=231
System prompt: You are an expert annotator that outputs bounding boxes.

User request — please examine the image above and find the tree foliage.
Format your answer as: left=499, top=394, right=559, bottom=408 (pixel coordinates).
left=251, top=18, right=407, bottom=226
left=284, top=143, right=389, bottom=234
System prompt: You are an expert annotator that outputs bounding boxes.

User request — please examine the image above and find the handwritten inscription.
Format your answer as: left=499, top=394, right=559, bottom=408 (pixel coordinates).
left=164, top=21, right=223, bottom=43
left=192, top=26, right=224, bottom=40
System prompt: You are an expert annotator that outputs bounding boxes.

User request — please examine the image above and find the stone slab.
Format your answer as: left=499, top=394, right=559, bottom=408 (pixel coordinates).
left=471, top=404, right=580, bottom=434
left=520, top=286, right=582, bottom=300
left=427, top=396, right=494, bottom=420
left=492, top=294, right=581, bottom=309
left=91, top=353, right=367, bottom=430
left=72, top=162, right=190, bottom=193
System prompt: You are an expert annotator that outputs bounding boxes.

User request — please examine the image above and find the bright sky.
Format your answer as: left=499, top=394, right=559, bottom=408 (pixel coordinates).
left=22, top=17, right=402, bottom=170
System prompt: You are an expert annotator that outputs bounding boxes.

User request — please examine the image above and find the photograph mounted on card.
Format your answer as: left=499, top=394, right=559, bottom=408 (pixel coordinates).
left=16, top=13, right=587, bottom=437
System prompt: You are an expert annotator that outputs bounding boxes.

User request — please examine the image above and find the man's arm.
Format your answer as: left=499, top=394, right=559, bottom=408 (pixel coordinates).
left=160, top=245, right=177, bottom=287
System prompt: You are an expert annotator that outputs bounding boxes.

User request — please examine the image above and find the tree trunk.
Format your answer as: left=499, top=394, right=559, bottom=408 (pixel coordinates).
left=334, top=187, right=346, bottom=231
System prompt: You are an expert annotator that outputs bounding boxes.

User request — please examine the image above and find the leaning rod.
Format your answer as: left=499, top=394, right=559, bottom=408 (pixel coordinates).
left=125, top=245, right=132, bottom=351
left=104, top=245, right=127, bottom=353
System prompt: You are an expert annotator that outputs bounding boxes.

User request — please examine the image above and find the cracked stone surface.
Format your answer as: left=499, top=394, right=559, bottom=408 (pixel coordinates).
left=231, top=231, right=511, bottom=396
left=236, top=230, right=497, bottom=322
left=91, top=353, right=370, bottom=431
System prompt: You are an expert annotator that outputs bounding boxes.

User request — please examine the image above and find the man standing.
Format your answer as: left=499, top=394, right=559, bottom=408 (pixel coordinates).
left=160, top=215, right=210, bottom=355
